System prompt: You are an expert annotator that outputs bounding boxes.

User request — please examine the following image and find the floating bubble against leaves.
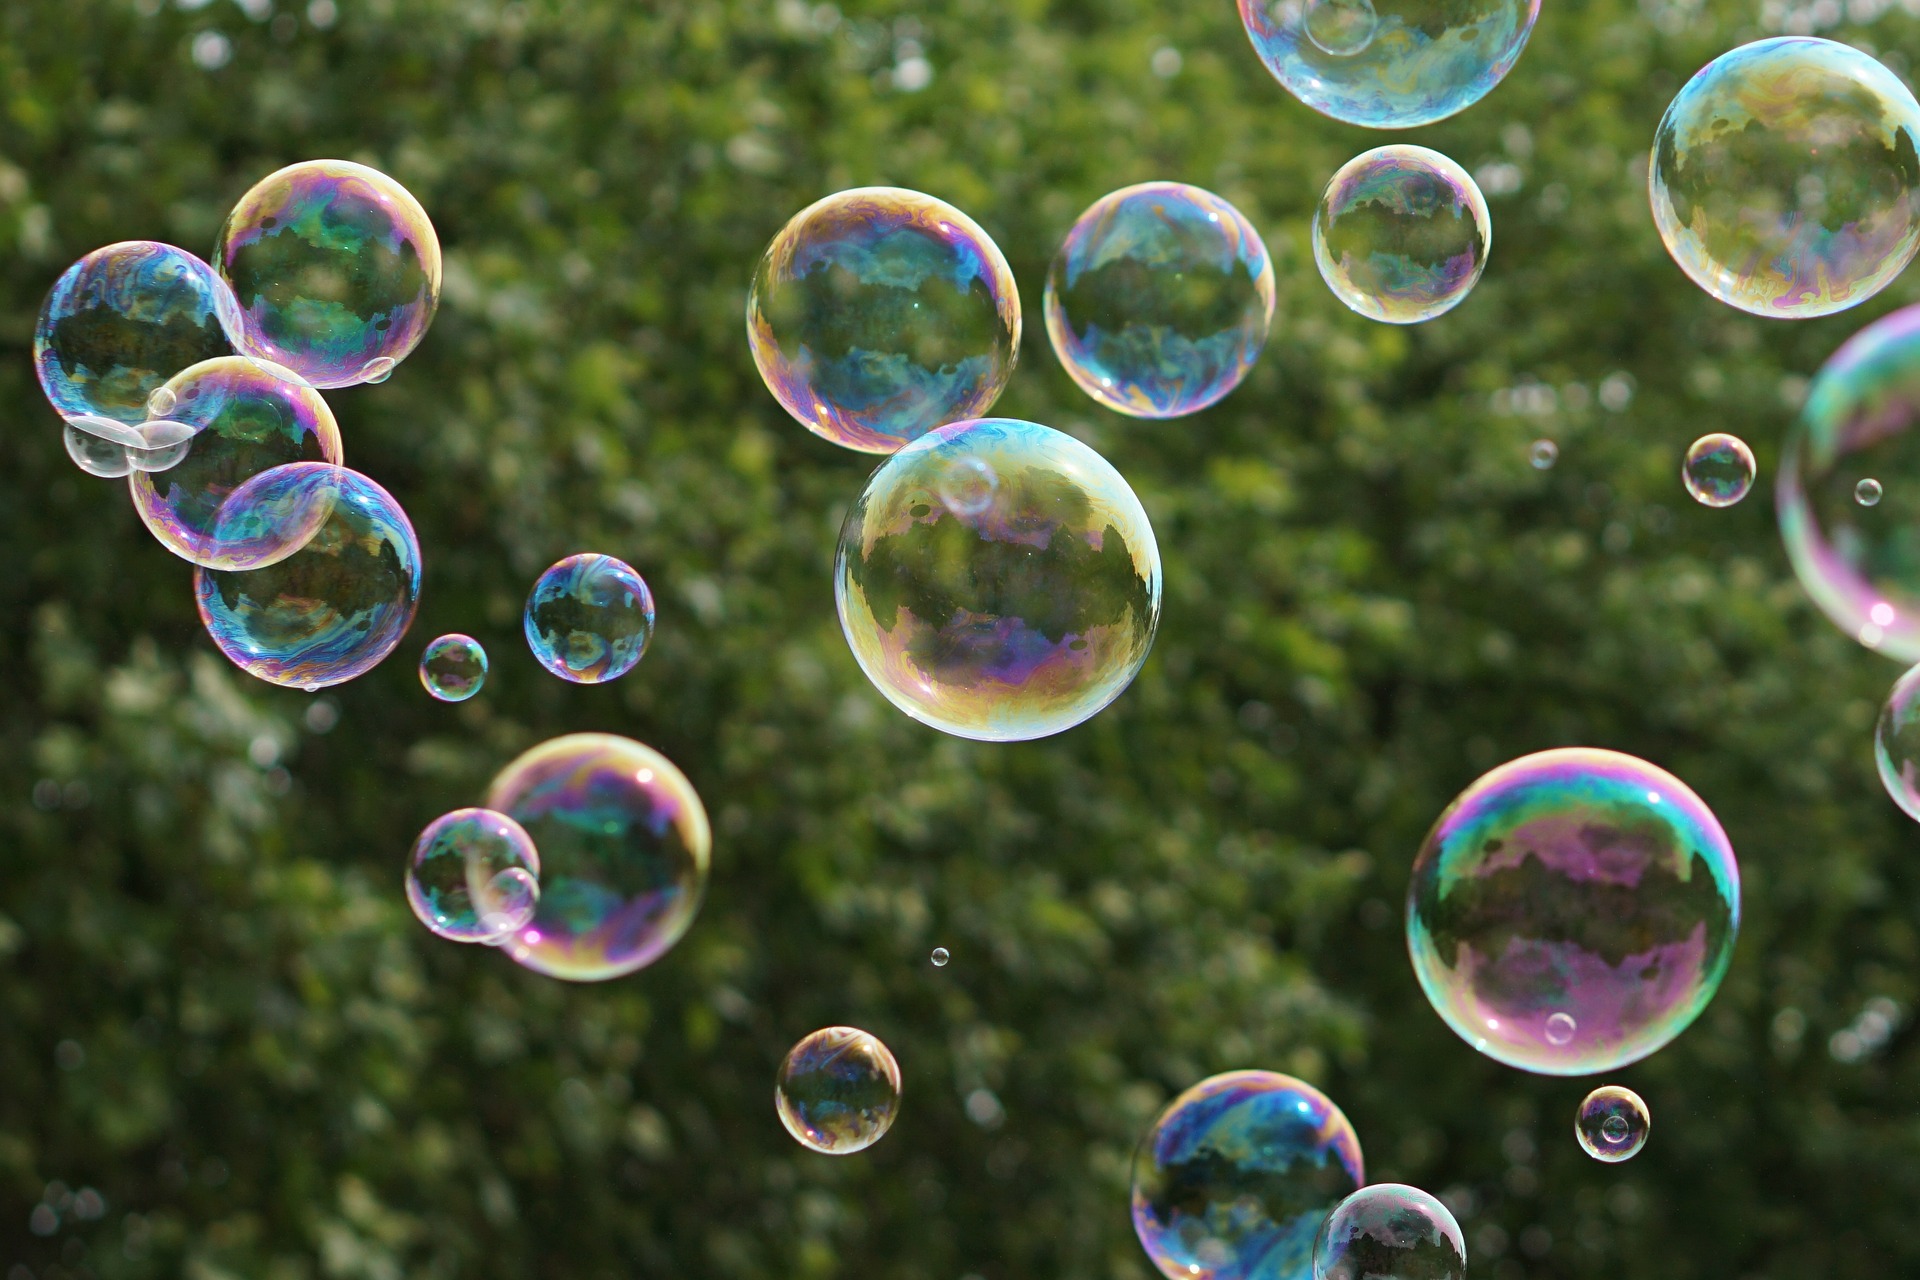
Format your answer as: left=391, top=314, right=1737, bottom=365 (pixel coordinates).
left=1044, top=182, right=1275, bottom=418
left=775, top=1026, right=903, bottom=1155
left=1529, top=440, right=1558, bottom=470
left=748, top=187, right=1021, bottom=453
left=1133, top=1070, right=1364, bottom=1280
left=1874, top=664, right=1920, bottom=821
left=196, top=464, right=420, bottom=690
left=931, top=947, right=950, bottom=967
left=420, top=633, right=488, bottom=702
left=1314, top=147, right=1490, bottom=324
left=1682, top=433, right=1756, bottom=507
left=524, top=554, right=655, bottom=684
left=836, top=417, right=1162, bottom=742
left=1780, top=304, right=1920, bottom=659
left=1239, top=0, right=1539, bottom=127
left=1406, top=748, right=1740, bottom=1075
left=1311, top=1184, right=1465, bottom=1280
left=62, top=415, right=195, bottom=479
left=1575, top=1085, right=1650, bottom=1162
left=130, top=356, right=343, bottom=568
left=483, top=733, right=710, bottom=982
left=1650, top=37, right=1920, bottom=319
left=216, top=159, right=442, bottom=388
left=406, top=808, right=542, bottom=944
left=35, top=241, right=239, bottom=425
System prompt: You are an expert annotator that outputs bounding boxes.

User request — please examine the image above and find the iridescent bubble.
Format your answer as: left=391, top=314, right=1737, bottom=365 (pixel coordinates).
left=1132, top=1070, right=1364, bottom=1280
left=1239, top=0, right=1539, bottom=127
left=748, top=187, right=1021, bottom=453
left=1574, top=1085, right=1650, bottom=1163
left=1682, top=433, right=1757, bottom=507
left=482, top=733, right=711, bottom=982
left=1311, top=1184, right=1465, bottom=1280
left=836, top=417, right=1162, bottom=742
left=216, top=159, right=442, bottom=388
left=1650, top=37, right=1920, bottom=319
left=35, top=241, right=239, bottom=425
left=405, top=807, right=542, bottom=944
left=196, top=464, right=421, bottom=690
left=1874, top=664, right=1920, bottom=821
left=1044, top=182, right=1275, bottom=418
left=420, top=633, right=488, bottom=702
left=931, top=947, right=950, bottom=967
left=1529, top=440, right=1558, bottom=470
left=1779, top=305, right=1920, bottom=659
left=1314, top=147, right=1490, bottom=325
left=1407, top=748, right=1740, bottom=1075
left=129, top=356, right=343, bottom=569
left=62, top=416, right=196, bottom=479
left=524, top=553, right=656, bottom=684
left=775, top=1026, right=903, bottom=1155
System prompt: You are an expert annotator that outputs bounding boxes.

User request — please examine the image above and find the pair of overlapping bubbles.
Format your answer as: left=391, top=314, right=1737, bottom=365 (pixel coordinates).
left=407, top=734, right=711, bottom=982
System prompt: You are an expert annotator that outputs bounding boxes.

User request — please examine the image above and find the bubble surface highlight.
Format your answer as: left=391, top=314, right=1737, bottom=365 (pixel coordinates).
left=775, top=1027, right=903, bottom=1155
left=1314, top=146, right=1490, bottom=324
left=406, top=808, right=542, bottom=944
left=1575, top=1085, right=1650, bottom=1162
left=1311, top=1184, right=1466, bottom=1280
left=524, top=554, right=656, bottom=684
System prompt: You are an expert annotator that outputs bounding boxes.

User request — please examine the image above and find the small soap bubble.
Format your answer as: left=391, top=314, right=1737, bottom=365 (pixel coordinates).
left=1312, top=1184, right=1466, bottom=1280
left=936, top=456, right=999, bottom=516
left=420, top=633, right=488, bottom=702
left=748, top=187, right=1021, bottom=452
left=1304, top=0, right=1379, bottom=56
left=524, top=553, right=656, bottom=684
left=1874, top=664, right=1920, bottom=821
left=1543, top=1012, right=1576, bottom=1046
left=1530, top=439, right=1558, bottom=470
left=62, top=416, right=141, bottom=478
left=147, top=386, right=177, bottom=418
left=1682, top=433, right=1756, bottom=507
left=361, top=356, right=396, bottom=384
left=776, top=1026, right=902, bottom=1155
left=1574, top=1085, right=1650, bottom=1162
left=1133, top=1071, right=1364, bottom=1280
left=406, top=807, right=541, bottom=944
left=1857, top=477, right=1883, bottom=506
left=931, top=947, right=950, bottom=967
left=1314, top=146, right=1490, bottom=324
left=126, top=419, right=196, bottom=473
left=1044, top=182, right=1275, bottom=418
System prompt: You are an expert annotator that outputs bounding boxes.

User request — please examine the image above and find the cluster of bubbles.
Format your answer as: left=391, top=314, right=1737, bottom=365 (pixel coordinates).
left=775, top=1027, right=903, bottom=1155
left=1575, top=1086, right=1651, bottom=1163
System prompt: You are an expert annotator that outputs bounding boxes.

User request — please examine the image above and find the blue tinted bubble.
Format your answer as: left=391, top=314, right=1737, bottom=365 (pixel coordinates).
left=421, top=633, right=488, bottom=702
left=524, top=553, right=656, bottom=684
left=406, top=808, right=542, bottom=944
left=1312, top=1185, right=1465, bottom=1280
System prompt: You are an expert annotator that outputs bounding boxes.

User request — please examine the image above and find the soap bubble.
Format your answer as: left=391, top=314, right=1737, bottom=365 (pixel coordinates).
left=775, top=1026, right=903, bottom=1155
left=524, top=553, right=656, bottom=684
left=1779, top=304, right=1920, bottom=659
left=35, top=241, right=239, bottom=425
left=1574, top=1085, right=1650, bottom=1162
left=1529, top=440, right=1558, bottom=470
left=1313, top=146, right=1490, bottom=324
left=483, top=733, right=711, bottom=982
left=1874, top=664, right=1920, bottom=821
left=1044, top=182, right=1275, bottom=417
left=129, top=356, right=343, bottom=569
left=420, top=633, right=488, bottom=702
left=196, top=464, right=421, bottom=690
left=1408, top=748, right=1740, bottom=1075
left=1239, top=0, right=1539, bottom=127
left=62, top=416, right=196, bottom=479
left=836, top=417, right=1162, bottom=742
left=748, top=186, right=1021, bottom=453
left=1311, top=1184, right=1465, bottom=1280
left=931, top=947, right=950, bottom=967
left=406, top=808, right=542, bottom=944
left=1650, top=37, right=1920, bottom=319
left=216, top=159, right=442, bottom=388
left=1682, top=433, right=1756, bottom=507
left=1132, top=1070, right=1364, bottom=1280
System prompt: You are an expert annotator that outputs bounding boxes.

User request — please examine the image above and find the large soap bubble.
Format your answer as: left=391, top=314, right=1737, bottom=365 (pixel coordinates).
left=406, top=808, right=541, bottom=944
left=195, top=464, right=420, bottom=689
left=1132, top=1070, right=1364, bottom=1280
left=1238, top=0, right=1539, bottom=128
left=1044, top=182, right=1275, bottom=418
left=483, top=733, right=711, bottom=983
left=1406, top=748, right=1740, bottom=1076
left=1650, top=37, right=1920, bottom=319
left=216, top=159, right=442, bottom=388
left=775, top=1026, right=902, bottom=1155
left=1313, top=145, right=1490, bottom=324
left=748, top=187, right=1021, bottom=453
left=835, top=417, right=1162, bottom=742
left=1312, top=1184, right=1465, bottom=1280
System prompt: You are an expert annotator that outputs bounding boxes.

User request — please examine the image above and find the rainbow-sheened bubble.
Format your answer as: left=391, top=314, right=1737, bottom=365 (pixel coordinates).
left=1682, top=433, right=1756, bottom=508
left=1312, top=1185, right=1465, bottom=1280
left=483, top=733, right=711, bottom=983
left=748, top=187, right=1021, bottom=453
left=406, top=808, right=541, bottom=944
left=1406, top=748, right=1740, bottom=1076
left=420, top=633, right=488, bottom=702
left=1574, top=1085, right=1650, bottom=1163
left=835, top=417, right=1162, bottom=742
left=1132, top=1071, right=1364, bottom=1280
left=1044, top=182, right=1275, bottom=418
left=1780, top=304, right=1920, bottom=660
left=35, top=241, right=238, bottom=425
left=775, top=1027, right=902, bottom=1155
left=1650, top=38, right=1920, bottom=319
left=1313, top=146, right=1490, bottom=324
left=195, top=464, right=421, bottom=690
left=1238, top=0, right=1539, bottom=128
left=216, top=159, right=442, bottom=388
left=524, top=553, right=655, bottom=684
left=130, top=356, right=342, bottom=569
left=1874, top=664, right=1920, bottom=821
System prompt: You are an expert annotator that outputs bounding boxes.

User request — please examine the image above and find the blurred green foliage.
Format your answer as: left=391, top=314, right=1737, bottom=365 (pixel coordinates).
left=2, top=0, right=1919, bottom=1277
